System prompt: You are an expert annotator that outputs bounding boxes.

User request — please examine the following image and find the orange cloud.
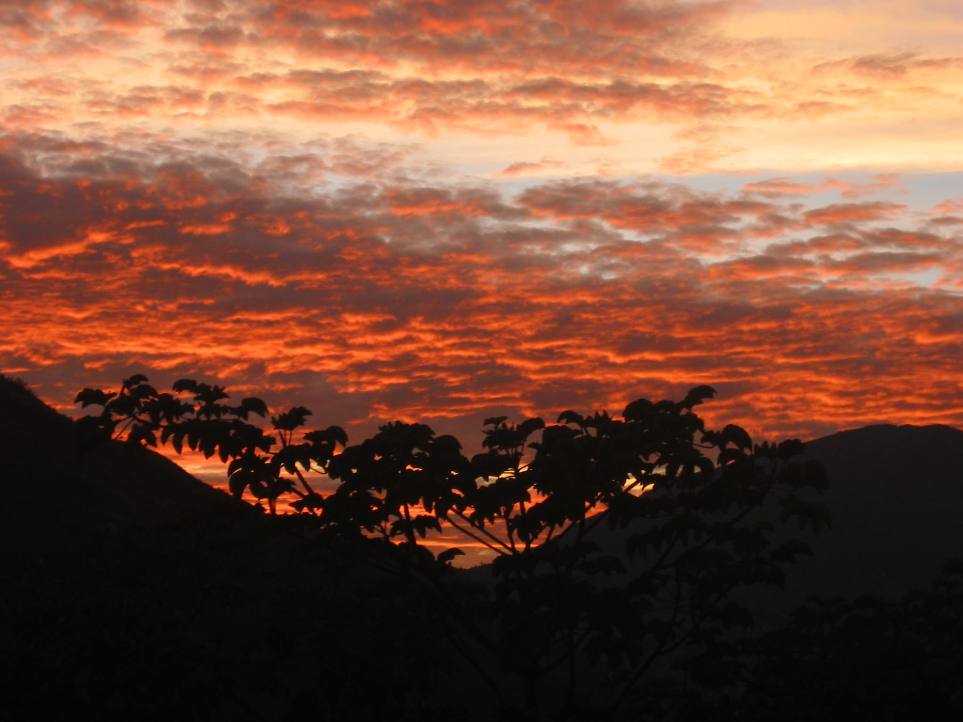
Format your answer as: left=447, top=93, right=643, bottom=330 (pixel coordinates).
left=804, top=202, right=905, bottom=226
left=745, top=175, right=901, bottom=200
left=812, top=52, right=963, bottom=78
left=2, top=135, right=960, bottom=447
left=1, top=1, right=962, bottom=452
left=1, top=0, right=960, bottom=179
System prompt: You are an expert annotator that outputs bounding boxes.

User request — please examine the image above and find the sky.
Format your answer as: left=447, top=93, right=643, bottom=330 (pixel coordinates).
left=2, top=0, right=962, bottom=478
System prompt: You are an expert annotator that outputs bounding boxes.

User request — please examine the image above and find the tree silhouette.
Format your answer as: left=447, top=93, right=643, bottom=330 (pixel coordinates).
left=76, top=374, right=346, bottom=515
left=715, top=559, right=963, bottom=722
left=75, top=375, right=829, bottom=719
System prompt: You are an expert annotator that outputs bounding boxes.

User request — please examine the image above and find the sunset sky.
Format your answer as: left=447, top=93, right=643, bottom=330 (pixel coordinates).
left=2, top=0, right=962, bottom=474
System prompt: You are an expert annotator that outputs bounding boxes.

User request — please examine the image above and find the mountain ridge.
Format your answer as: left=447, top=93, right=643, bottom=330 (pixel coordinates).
left=3, top=374, right=960, bottom=585
left=794, top=420, right=963, bottom=598
left=2, top=375, right=961, bottom=718
left=0, top=375, right=458, bottom=721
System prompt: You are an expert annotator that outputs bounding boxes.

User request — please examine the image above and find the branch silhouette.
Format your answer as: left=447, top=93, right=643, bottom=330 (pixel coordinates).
left=74, top=374, right=831, bottom=719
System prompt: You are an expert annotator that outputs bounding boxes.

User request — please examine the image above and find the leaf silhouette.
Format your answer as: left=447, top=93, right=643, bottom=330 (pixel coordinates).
left=70, top=373, right=835, bottom=716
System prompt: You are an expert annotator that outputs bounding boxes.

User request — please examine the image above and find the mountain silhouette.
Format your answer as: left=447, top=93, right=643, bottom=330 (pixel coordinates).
left=458, top=419, right=963, bottom=636
left=1, top=375, right=255, bottom=573
left=717, top=422, right=963, bottom=631
left=3, top=375, right=962, bottom=720
left=796, top=423, right=963, bottom=598
left=0, top=376, right=463, bottom=721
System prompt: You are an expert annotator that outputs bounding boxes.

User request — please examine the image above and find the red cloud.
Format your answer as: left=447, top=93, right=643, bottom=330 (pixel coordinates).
left=2, top=134, right=961, bottom=447
left=744, top=175, right=900, bottom=200
left=804, top=202, right=904, bottom=225
left=0, top=1, right=775, bottom=141
left=4, top=0, right=959, bottom=144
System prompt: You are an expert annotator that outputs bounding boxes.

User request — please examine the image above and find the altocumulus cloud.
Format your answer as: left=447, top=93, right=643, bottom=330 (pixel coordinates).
left=1, top=131, right=961, bottom=444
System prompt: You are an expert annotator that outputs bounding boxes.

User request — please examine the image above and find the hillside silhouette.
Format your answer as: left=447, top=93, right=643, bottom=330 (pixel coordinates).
left=798, top=423, right=963, bottom=597
left=2, top=375, right=962, bottom=720
left=717, top=423, right=963, bottom=629
left=2, top=376, right=254, bottom=565
left=0, top=376, right=466, bottom=721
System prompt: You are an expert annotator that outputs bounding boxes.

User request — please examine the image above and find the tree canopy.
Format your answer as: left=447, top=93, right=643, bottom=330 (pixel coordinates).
left=75, top=374, right=831, bottom=719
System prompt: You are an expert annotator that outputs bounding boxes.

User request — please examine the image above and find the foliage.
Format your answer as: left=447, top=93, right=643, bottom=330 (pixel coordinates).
left=76, top=375, right=830, bottom=719
left=76, top=374, right=346, bottom=515
left=712, top=559, right=963, bottom=722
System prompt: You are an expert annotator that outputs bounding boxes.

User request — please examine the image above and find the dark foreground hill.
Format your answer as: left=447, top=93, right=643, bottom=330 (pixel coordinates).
left=1, top=375, right=257, bottom=573
left=2, top=376, right=962, bottom=720
left=797, top=423, right=963, bottom=598
left=0, top=377, right=465, bottom=722
left=730, top=425, right=963, bottom=721
left=507, top=421, right=963, bottom=621
left=732, top=423, right=963, bottom=626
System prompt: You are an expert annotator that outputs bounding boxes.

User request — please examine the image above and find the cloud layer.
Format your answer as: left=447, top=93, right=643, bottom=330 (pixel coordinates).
left=2, top=131, right=961, bottom=445
left=2, top=0, right=962, bottom=171
left=2, top=2, right=962, bottom=456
